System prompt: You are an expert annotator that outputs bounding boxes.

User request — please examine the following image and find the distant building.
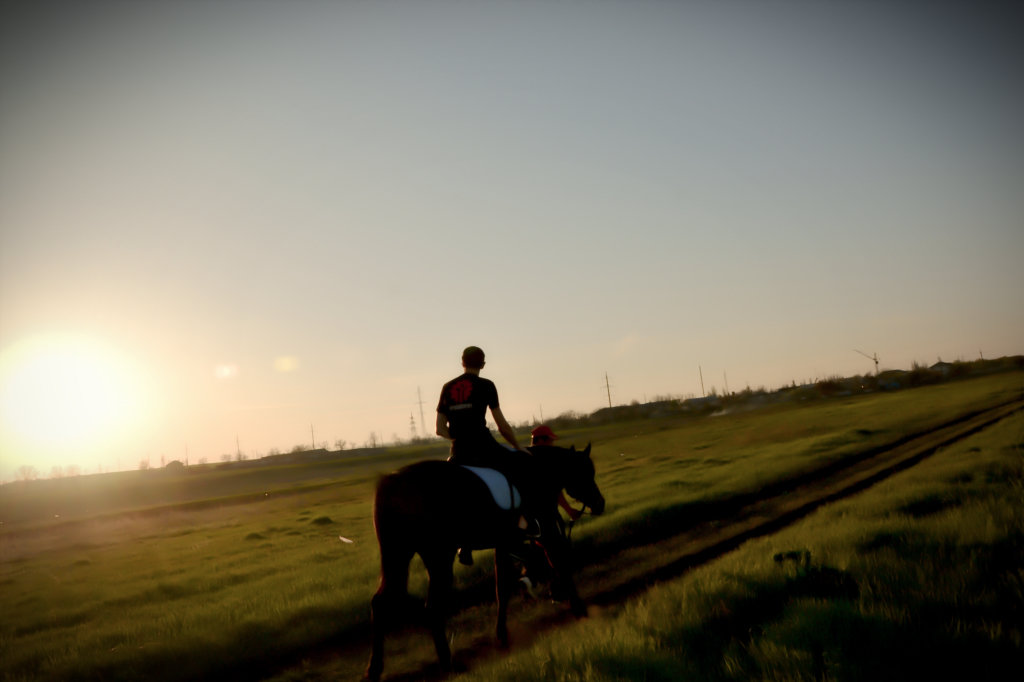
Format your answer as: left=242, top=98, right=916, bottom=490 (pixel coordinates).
left=877, top=370, right=909, bottom=390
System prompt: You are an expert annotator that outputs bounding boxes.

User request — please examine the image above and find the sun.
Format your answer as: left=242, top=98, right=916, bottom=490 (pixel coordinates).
left=0, top=334, right=144, bottom=473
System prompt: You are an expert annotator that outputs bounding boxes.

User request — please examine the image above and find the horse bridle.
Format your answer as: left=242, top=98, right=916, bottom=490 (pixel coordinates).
left=564, top=501, right=591, bottom=542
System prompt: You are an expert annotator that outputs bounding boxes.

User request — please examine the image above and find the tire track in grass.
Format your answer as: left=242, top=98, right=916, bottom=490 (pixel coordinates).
left=587, top=399, right=1024, bottom=607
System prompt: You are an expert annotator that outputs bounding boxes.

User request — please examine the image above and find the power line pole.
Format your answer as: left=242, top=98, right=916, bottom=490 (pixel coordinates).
left=699, top=366, right=705, bottom=397
left=417, top=387, right=427, bottom=437
left=310, top=423, right=316, bottom=450
left=605, top=372, right=613, bottom=408
left=410, top=413, right=417, bottom=441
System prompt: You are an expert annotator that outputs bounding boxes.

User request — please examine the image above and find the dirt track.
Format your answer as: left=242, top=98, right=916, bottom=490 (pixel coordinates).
left=267, top=399, right=1024, bottom=682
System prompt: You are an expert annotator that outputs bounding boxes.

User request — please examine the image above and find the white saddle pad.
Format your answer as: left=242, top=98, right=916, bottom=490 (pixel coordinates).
left=461, top=466, right=522, bottom=511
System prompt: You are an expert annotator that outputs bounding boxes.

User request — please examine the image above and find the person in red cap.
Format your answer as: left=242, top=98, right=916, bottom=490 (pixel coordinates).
left=529, top=425, right=583, bottom=521
left=530, top=424, right=558, bottom=444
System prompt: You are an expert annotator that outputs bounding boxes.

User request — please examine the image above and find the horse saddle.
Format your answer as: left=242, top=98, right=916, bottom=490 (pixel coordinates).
left=461, top=466, right=522, bottom=511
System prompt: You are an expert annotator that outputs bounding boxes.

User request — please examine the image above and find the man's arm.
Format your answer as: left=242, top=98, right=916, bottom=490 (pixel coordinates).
left=436, top=412, right=452, bottom=440
left=489, top=406, right=523, bottom=451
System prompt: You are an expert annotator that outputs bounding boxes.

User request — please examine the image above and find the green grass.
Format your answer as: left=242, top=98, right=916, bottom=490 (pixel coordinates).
left=0, top=440, right=450, bottom=527
left=0, top=477, right=389, bottom=681
left=572, top=371, right=1022, bottom=552
left=1, top=371, right=1021, bottom=680
left=463, top=408, right=1024, bottom=681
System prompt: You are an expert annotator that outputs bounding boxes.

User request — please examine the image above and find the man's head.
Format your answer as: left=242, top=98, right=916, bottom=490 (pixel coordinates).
left=461, top=346, right=486, bottom=371
left=531, top=424, right=558, bottom=446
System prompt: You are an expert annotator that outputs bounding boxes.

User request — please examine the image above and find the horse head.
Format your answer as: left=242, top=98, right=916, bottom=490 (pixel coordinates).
left=563, top=443, right=605, bottom=515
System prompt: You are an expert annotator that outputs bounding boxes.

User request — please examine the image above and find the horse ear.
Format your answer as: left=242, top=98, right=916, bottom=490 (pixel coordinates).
left=583, top=443, right=591, bottom=457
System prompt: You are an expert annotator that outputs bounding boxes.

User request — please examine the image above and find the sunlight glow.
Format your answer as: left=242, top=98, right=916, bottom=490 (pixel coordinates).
left=273, top=356, right=299, bottom=372
left=0, top=335, right=144, bottom=460
left=214, top=364, right=239, bottom=379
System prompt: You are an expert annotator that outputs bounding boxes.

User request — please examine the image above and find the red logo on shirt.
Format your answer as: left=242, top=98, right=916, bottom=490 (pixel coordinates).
left=449, top=379, right=473, bottom=403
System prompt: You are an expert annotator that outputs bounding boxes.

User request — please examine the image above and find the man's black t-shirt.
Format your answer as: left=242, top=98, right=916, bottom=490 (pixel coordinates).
left=437, top=373, right=499, bottom=442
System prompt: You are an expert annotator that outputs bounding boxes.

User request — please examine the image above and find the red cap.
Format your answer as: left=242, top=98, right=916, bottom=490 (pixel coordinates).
left=531, top=425, right=558, bottom=441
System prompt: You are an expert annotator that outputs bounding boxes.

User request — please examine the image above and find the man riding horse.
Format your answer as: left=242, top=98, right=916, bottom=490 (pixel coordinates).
left=367, top=378, right=605, bottom=681
left=436, top=346, right=540, bottom=565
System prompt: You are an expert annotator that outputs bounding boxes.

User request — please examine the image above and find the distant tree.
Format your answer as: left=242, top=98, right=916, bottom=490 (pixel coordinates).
left=335, top=439, right=347, bottom=451
left=267, top=447, right=280, bottom=456
left=50, top=465, right=64, bottom=479
left=220, top=453, right=232, bottom=462
left=65, top=464, right=81, bottom=477
left=165, top=460, right=185, bottom=472
left=291, top=444, right=305, bottom=453
left=139, top=459, right=150, bottom=471
left=198, top=457, right=208, bottom=465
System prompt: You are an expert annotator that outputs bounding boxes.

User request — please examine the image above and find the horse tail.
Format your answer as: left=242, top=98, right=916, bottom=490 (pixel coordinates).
left=372, top=473, right=416, bottom=595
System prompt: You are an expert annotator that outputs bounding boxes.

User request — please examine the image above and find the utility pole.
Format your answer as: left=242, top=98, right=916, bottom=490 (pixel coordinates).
left=724, top=371, right=729, bottom=396
left=410, top=413, right=417, bottom=441
left=417, top=387, right=427, bottom=437
left=699, top=366, right=705, bottom=397
left=605, top=372, right=613, bottom=408
left=310, top=424, right=316, bottom=450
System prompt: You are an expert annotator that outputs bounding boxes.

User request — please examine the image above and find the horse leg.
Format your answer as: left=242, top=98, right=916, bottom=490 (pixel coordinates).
left=540, top=527, right=588, bottom=618
left=365, top=545, right=413, bottom=682
left=422, top=549, right=455, bottom=673
left=557, top=575, right=587, bottom=617
left=494, top=547, right=513, bottom=648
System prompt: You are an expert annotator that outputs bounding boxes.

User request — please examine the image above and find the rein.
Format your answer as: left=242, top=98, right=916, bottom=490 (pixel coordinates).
left=564, top=501, right=590, bottom=542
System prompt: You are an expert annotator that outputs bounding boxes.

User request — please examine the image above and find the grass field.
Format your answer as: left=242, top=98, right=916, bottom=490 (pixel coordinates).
left=1, top=371, right=1022, bottom=680
left=464, top=405, right=1024, bottom=681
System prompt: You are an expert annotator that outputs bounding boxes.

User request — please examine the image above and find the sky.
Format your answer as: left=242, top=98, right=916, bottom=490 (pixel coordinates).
left=1, top=0, right=1022, bottom=481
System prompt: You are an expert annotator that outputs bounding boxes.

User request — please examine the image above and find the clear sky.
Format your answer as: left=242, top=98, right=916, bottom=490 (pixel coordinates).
left=2, top=1, right=1022, bottom=481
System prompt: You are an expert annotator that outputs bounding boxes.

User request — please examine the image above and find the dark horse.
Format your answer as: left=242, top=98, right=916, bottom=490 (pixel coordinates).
left=365, top=444, right=605, bottom=682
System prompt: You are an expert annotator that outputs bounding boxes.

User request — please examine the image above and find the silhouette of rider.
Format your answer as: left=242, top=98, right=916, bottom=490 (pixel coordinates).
left=436, top=346, right=525, bottom=465
left=437, top=346, right=532, bottom=565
